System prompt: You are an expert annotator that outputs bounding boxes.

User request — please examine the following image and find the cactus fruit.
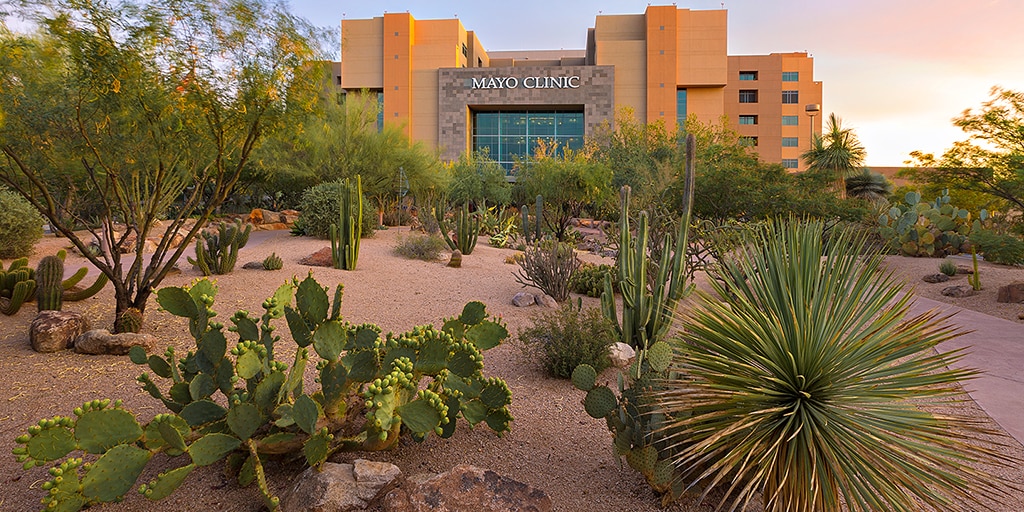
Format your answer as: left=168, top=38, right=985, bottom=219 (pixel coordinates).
left=187, top=219, right=252, bottom=276
left=36, top=255, right=64, bottom=312
left=329, top=176, right=362, bottom=270
left=262, top=253, right=283, bottom=271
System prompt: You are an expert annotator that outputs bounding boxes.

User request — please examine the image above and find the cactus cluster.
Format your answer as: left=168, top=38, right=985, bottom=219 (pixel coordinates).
left=878, top=190, right=987, bottom=257
left=329, top=176, right=362, bottom=270
left=569, top=262, right=617, bottom=298
left=262, top=253, right=283, bottom=271
left=12, top=273, right=511, bottom=510
left=1, top=250, right=108, bottom=315
left=435, top=202, right=479, bottom=255
left=188, top=219, right=252, bottom=275
left=519, top=195, right=544, bottom=244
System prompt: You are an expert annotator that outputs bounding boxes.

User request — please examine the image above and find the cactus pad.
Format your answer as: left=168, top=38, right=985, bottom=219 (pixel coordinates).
left=13, top=416, right=76, bottom=466
left=74, top=402, right=143, bottom=454
left=81, top=443, right=153, bottom=502
left=571, top=364, right=598, bottom=391
left=292, top=394, right=321, bottom=435
left=179, top=400, right=228, bottom=427
left=479, top=379, right=512, bottom=409
left=188, top=433, right=241, bottom=467
left=584, top=386, right=617, bottom=419
left=626, top=445, right=658, bottom=475
left=647, top=341, right=673, bottom=373
left=140, top=464, right=196, bottom=501
left=227, top=403, right=263, bottom=440
left=302, top=428, right=332, bottom=467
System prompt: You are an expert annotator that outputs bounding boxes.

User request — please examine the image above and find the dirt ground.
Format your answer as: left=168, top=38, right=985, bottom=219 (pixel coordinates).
left=1, top=227, right=1023, bottom=511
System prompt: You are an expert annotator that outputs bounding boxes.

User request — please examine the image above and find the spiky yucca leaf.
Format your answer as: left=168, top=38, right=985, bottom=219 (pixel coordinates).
left=655, top=219, right=1016, bottom=512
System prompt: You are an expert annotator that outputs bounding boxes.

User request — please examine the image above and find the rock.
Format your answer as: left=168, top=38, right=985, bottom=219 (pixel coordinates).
left=608, top=342, right=636, bottom=368
left=997, top=282, right=1024, bottom=303
left=941, top=285, right=976, bottom=298
left=535, top=294, right=558, bottom=308
left=383, top=464, right=551, bottom=512
left=956, top=265, right=973, bottom=275
left=242, top=261, right=264, bottom=270
left=74, top=329, right=156, bottom=355
left=922, top=273, right=950, bottom=283
left=299, top=247, right=334, bottom=267
left=282, top=460, right=400, bottom=512
left=447, top=250, right=462, bottom=268
left=141, top=238, right=159, bottom=254
left=281, top=209, right=301, bottom=225
left=30, top=311, right=90, bottom=353
left=512, top=292, right=535, bottom=307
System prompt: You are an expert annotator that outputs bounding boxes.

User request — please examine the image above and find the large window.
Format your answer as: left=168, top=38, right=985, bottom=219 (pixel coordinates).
left=739, top=90, right=758, bottom=103
left=739, top=71, right=758, bottom=81
left=376, top=92, right=384, bottom=132
left=781, top=115, right=799, bottom=126
left=781, top=137, right=799, bottom=147
left=677, top=89, right=687, bottom=125
left=472, top=110, right=584, bottom=172
left=782, top=71, right=799, bottom=82
left=782, top=159, right=799, bottom=169
left=782, top=90, right=799, bottom=104
left=738, top=115, right=758, bottom=125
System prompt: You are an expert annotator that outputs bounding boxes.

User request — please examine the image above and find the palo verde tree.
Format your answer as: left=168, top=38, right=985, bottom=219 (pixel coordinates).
left=0, top=0, right=327, bottom=332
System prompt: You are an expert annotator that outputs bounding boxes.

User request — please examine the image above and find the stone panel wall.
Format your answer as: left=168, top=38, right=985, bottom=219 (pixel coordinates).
left=437, top=65, right=615, bottom=161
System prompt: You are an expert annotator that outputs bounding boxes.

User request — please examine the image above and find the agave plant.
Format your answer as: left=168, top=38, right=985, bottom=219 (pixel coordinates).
left=656, top=219, right=1015, bottom=512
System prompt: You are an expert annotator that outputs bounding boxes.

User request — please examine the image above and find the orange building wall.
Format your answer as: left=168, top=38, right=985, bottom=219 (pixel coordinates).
left=340, top=18, right=383, bottom=89
left=594, top=14, right=646, bottom=121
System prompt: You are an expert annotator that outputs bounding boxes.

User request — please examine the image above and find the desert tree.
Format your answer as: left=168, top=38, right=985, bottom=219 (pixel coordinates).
left=0, top=0, right=328, bottom=331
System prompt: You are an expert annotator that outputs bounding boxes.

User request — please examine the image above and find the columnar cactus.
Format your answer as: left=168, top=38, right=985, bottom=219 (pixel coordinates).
left=329, top=176, right=362, bottom=270
left=36, top=255, right=64, bottom=312
left=436, top=202, right=479, bottom=255
left=1, top=258, right=36, bottom=315
left=188, top=219, right=252, bottom=276
left=13, top=273, right=511, bottom=510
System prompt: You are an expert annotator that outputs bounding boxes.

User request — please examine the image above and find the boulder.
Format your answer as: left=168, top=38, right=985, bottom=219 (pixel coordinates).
left=997, top=282, right=1024, bottom=303
left=447, top=250, right=462, bottom=268
left=30, top=311, right=90, bottom=353
left=383, top=464, right=552, bottom=512
left=242, top=261, right=265, bottom=270
left=300, top=248, right=334, bottom=268
left=534, top=294, right=558, bottom=308
left=281, top=460, right=400, bottom=512
left=281, top=210, right=301, bottom=225
left=512, top=292, right=535, bottom=307
left=609, top=342, right=636, bottom=369
left=941, top=285, right=976, bottom=298
left=922, top=273, right=950, bottom=284
left=74, top=329, right=156, bottom=355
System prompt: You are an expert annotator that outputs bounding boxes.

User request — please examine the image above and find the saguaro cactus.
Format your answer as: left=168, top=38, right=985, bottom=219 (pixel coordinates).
left=330, top=175, right=362, bottom=270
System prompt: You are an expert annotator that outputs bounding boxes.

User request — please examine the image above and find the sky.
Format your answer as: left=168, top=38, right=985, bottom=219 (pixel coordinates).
left=285, top=0, right=1024, bottom=167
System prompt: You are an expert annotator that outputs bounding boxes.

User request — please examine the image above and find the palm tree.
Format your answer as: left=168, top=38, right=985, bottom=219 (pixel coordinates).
left=655, top=219, right=1016, bottom=512
left=845, top=168, right=893, bottom=202
left=801, top=113, right=866, bottom=198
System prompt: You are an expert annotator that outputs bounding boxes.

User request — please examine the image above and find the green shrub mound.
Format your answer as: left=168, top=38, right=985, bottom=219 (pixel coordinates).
left=519, top=303, right=616, bottom=378
left=297, top=180, right=375, bottom=239
left=393, top=234, right=447, bottom=261
left=971, top=229, right=1024, bottom=266
left=0, top=188, right=45, bottom=258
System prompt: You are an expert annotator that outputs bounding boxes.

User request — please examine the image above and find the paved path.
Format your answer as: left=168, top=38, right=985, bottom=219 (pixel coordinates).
left=908, top=296, right=1024, bottom=446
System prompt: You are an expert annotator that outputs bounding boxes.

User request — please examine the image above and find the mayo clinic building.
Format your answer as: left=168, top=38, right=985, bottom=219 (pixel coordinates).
left=337, top=5, right=822, bottom=173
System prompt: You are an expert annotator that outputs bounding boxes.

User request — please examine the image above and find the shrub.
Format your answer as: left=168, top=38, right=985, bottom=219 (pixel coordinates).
left=970, top=229, right=1024, bottom=266
left=938, top=259, right=958, bottom=276
left=569, top=262, right=617, bottom=298
left=0, top=188, right=45, bottom=258
left=394, top=234, right=447, bottom=261
left=519, top=303, right=616, bottom=378
left=514, top=241, right=579, bottom=302
left=297, top=180, right=375, bottom=239
left=262, top=252, right=283, bottom=270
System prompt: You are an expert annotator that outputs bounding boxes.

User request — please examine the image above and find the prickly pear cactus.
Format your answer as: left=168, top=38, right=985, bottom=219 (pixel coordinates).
left=877, top=189, right=987, bottom=257
left=12, top=273, right=511, bottom=510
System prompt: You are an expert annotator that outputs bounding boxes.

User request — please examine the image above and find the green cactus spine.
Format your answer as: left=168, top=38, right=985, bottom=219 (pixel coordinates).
left=187, top=219, right=252, bottom=276
left=436, top=202, right=479, bottom=255
left=330, top=176, right=362, bottom=270
left=262, top=253, right=283, bottom=271
left=36, top=255, right=64, bottom=312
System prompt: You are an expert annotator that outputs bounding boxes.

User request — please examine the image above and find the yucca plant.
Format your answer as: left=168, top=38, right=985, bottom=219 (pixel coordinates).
left=655, top=218, right=1016, bottom=512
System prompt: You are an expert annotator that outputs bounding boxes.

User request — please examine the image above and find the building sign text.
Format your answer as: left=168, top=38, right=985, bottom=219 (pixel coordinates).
left=470, top=75, right=581, bottom=90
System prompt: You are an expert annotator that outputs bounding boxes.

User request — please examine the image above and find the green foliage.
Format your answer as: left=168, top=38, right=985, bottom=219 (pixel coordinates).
left=445, top=152, right=511, bottom=208
left=297, top=180, right=375, bottom=240
left=393, top=234, right=447, bottom=261
left=654, top=219, right=1014, bottom=512
left=13, top=274, right=511, bottom=510
left=569, top=263, right=618, bottom=298
left=329, top=176, right=362, bottom=270
left=518, top=303, right=616, bottom=378
left=518, top=196, right=544, bottom=245
left=514, top=145, right=612, bottom=241
left=0, top=257, right=37, bottom=315
left=187, top=220, right=252, bottom=276
left=435, top=202, right=479, bottom=255
left=801, top=113, right=867, bottom=197
left=939, top=259, right=958, bottom=276
left=262, top=253, right=283, bottom=271
left=0, top=188, right=44, bottom=258
left=514, top=241, right=580, bottom=302
left=845, top=169, right=893, bottom=201
left=970, top=229, right=1024, bottom=266
left=877, top=190, right=981, bottom=257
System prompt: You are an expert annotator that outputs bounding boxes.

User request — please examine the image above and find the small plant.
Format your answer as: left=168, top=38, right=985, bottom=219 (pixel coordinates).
left=36, top=254, right=64, bottom=312
left=519, top=302, right=616, bottom=378
left=393, top=234, right=447, bottom=261
left=329, top=176, right=362, bottom=270
left=262, top=253, right=283, bottom=271
left=435, top=202, right=479, bottom=255
left=504, top=253, right=524, bottom=265
left=970, top=247, right=982, bottom=290
left=0, top=188, right=45, bottom=259
left=938, top=259, right=958, bottom=277
left=514, top=241, right=579, bottom=302
left=187, top=219, right=252, bottom=275
left=115, top=307, right=144, bottom=333
left=569, top=262, right=617, bottom=298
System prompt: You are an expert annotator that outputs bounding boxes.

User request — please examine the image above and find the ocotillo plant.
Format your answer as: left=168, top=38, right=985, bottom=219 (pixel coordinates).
left=330, top=176, right=362, bottom=270
left=188, top=219, right=252, bottom=276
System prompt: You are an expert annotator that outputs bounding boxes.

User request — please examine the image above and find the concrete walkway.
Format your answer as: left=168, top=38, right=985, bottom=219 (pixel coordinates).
left=908, top=296, right=1024, bottom=446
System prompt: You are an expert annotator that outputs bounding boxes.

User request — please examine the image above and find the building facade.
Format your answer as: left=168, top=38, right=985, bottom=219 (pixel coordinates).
left=339, top=5, right=822, bottom=172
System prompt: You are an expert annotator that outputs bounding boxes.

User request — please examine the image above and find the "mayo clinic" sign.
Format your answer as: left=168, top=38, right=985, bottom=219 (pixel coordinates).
left=471, top=75, right=581, bottom=90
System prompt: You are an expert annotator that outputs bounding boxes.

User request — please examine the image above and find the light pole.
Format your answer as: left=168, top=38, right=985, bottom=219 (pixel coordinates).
left=804, top=103, right=821, bottom=149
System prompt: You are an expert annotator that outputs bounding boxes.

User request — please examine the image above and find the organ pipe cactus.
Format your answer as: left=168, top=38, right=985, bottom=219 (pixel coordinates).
left=12, top=273, right=511, bottom=510
left=435, top=201, right=480, bottom=255
left=1, top=257, right=36, bottom=315
left=187, top=219, right=252, bottom=275
left=329, top=176, right=362, bottom=270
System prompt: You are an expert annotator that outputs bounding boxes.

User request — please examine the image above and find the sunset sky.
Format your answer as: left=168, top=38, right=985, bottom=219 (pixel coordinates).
left=293, top=0, right=1024, bottom=167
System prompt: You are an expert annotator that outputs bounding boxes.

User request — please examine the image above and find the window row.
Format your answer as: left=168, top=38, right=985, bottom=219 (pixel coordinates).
left=738, top=71, right=799, bottom=81
left=738, top=115, right=802, bottom=126
left=738, top=90, right=799, bottom=104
